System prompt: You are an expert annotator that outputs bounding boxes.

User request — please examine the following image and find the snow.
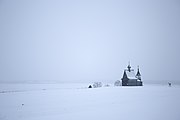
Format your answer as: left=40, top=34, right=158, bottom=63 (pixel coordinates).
left=125, top=70, right=137, bottom=79
left=0, top=84, right=180, bottom=120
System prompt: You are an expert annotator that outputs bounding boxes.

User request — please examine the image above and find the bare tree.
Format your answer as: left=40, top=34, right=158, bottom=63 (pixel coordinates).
left=114, top=80, right=121, bottom=86
left=93, top=82, right=102, bottom=88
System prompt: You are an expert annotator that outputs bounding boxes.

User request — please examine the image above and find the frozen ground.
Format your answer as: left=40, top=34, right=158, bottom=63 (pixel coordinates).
left=0, top=83, right=180, bottom=120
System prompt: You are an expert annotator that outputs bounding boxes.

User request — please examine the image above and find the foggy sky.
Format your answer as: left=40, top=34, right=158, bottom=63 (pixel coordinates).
left=0, top=0, right=180, bottom=84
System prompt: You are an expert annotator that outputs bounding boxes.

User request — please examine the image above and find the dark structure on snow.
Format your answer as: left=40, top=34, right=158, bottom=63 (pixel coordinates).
left=88, top=85, right=92, bottom=88
left=121, top=63, right=143, bottom=86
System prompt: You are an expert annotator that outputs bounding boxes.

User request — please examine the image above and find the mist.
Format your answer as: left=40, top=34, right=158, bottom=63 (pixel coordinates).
left=0, top=0, right=180, bottom=84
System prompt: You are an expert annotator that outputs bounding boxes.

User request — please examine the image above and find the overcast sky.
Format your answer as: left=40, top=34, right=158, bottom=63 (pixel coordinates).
left=0, top=0, right=180, bottom=84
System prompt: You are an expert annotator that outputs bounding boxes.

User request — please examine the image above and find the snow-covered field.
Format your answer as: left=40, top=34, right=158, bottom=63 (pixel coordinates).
left=0, top=83, right=180, bottom=120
